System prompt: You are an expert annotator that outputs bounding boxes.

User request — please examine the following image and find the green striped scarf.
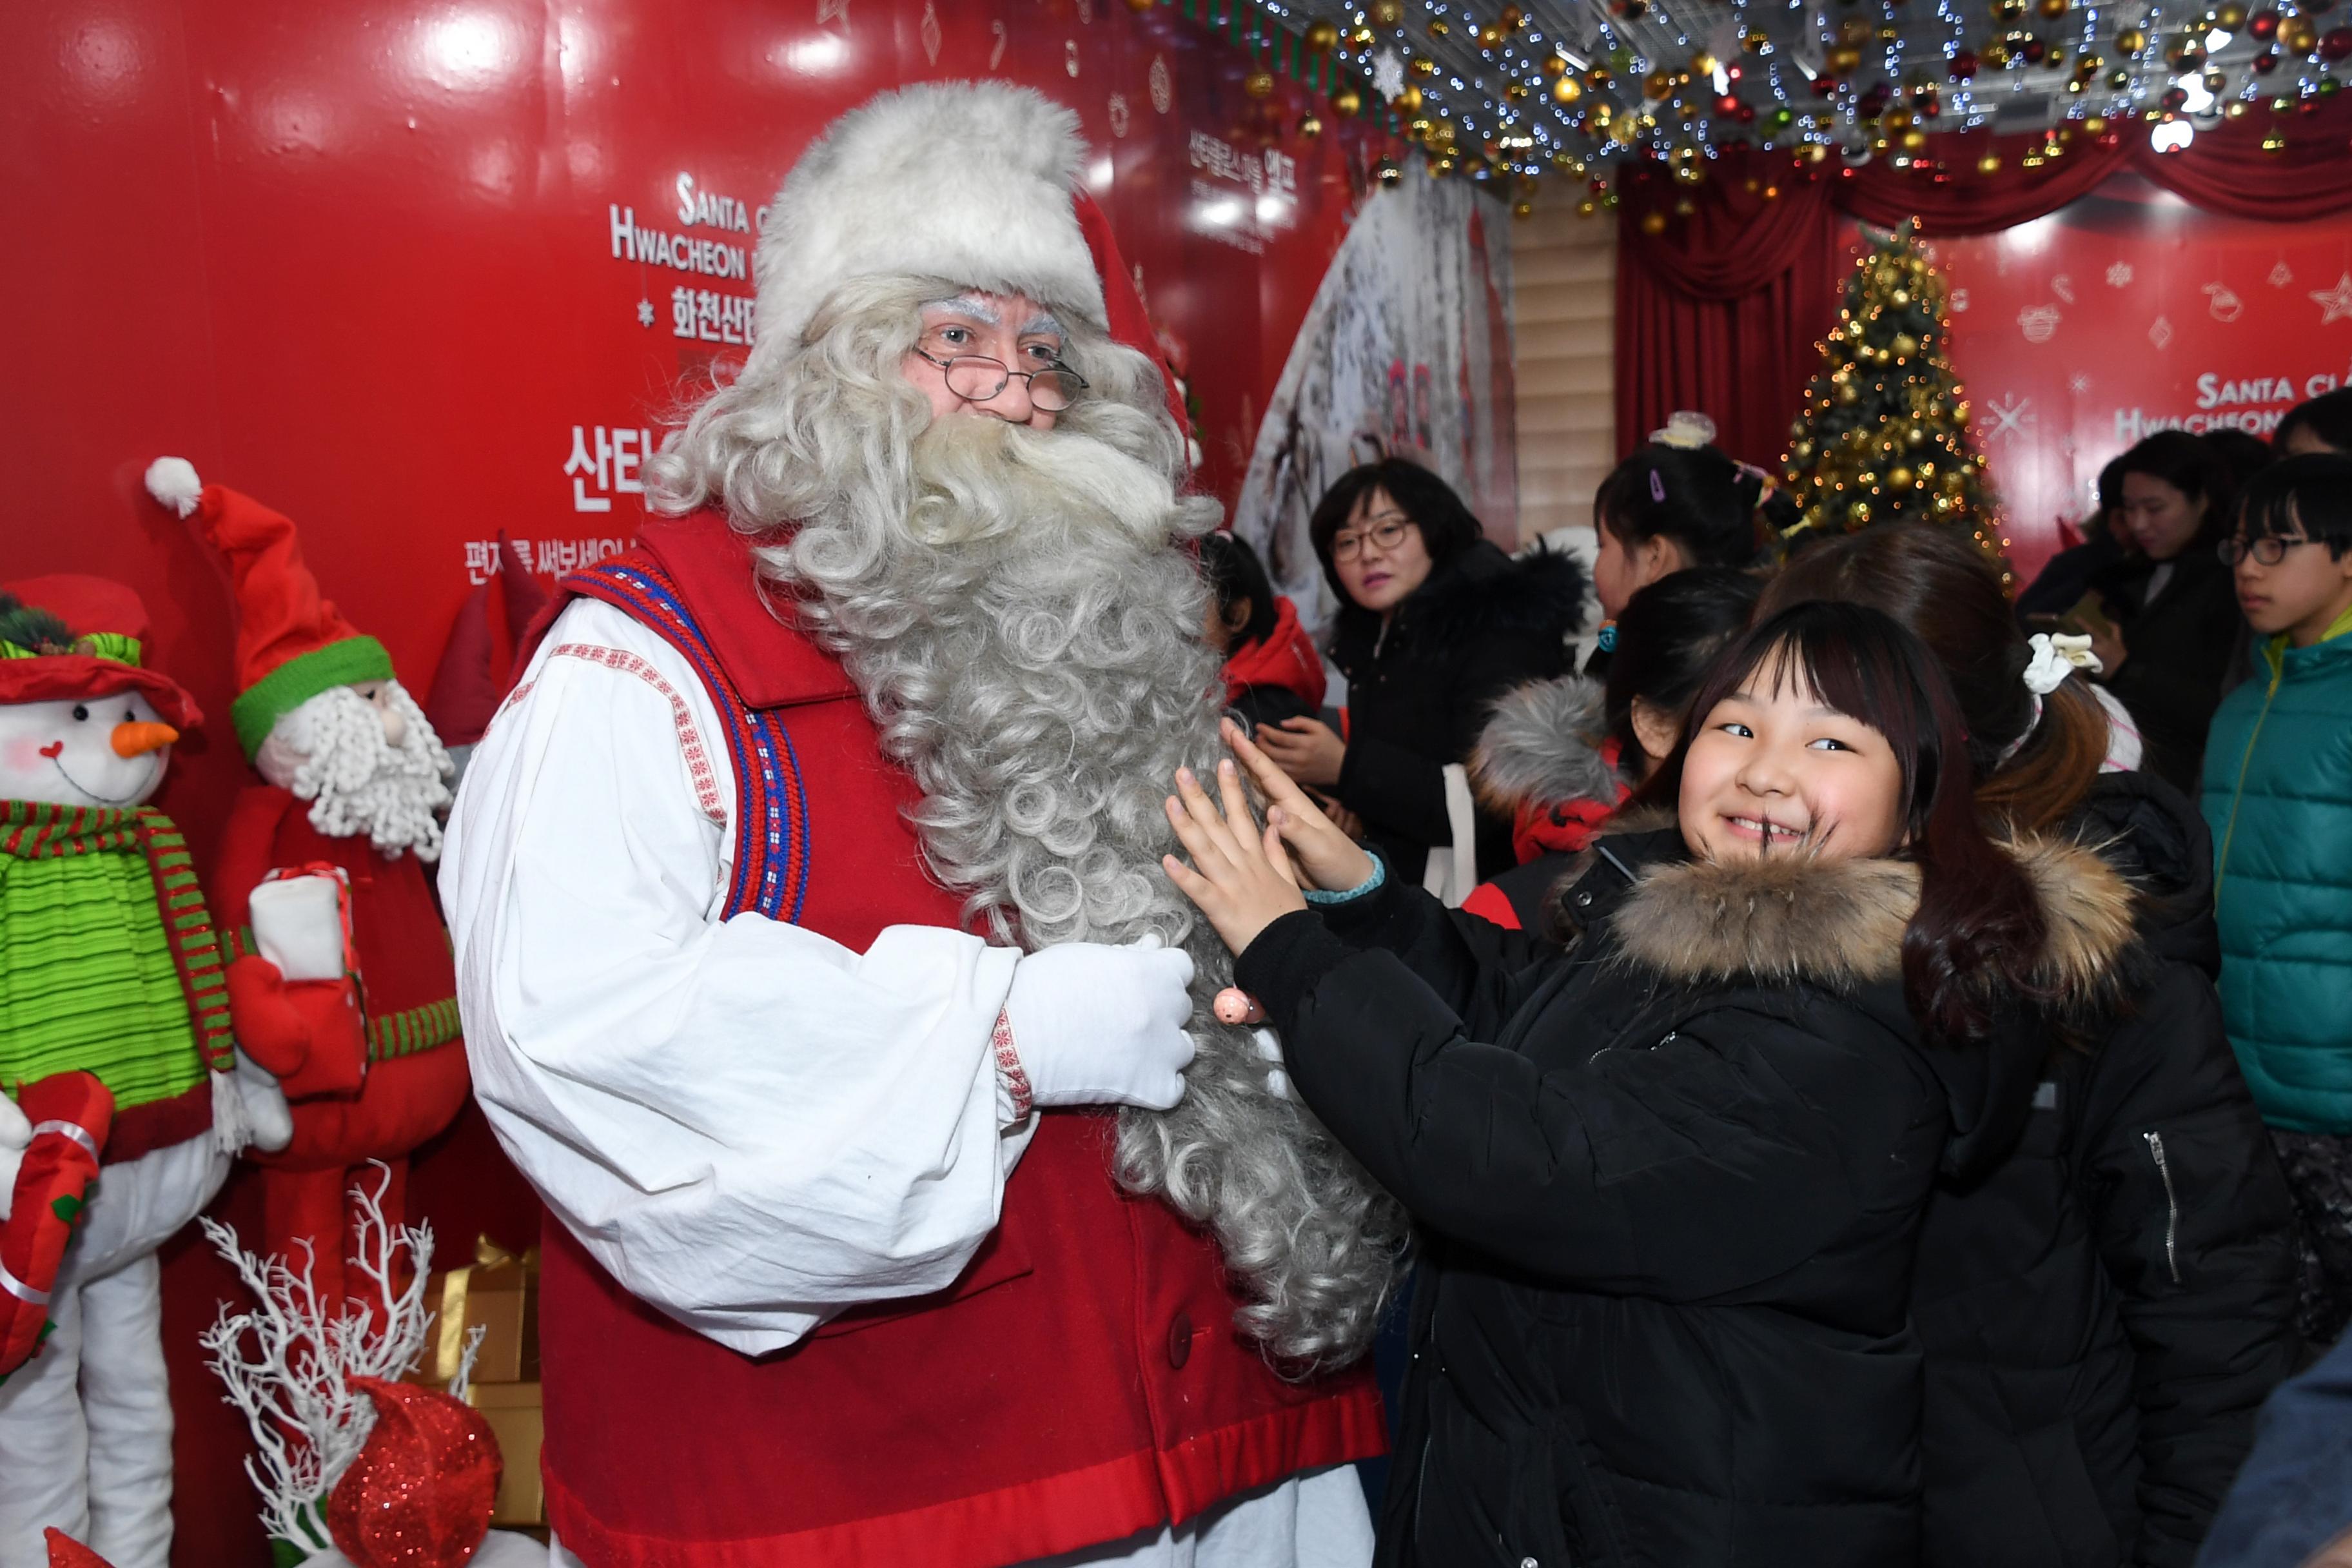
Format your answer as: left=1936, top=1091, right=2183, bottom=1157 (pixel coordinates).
left=1, top=800, right=233, bottom=1106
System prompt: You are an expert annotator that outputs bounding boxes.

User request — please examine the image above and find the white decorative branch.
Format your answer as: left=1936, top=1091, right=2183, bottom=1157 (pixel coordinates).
left=199, top=1161, right=436, bottom=1551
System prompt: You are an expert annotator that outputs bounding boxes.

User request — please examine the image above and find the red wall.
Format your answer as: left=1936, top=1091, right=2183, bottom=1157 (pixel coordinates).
left=1923, top=177, right=2352, bottom=579
left=1, top=3, right=1396, bottom=1560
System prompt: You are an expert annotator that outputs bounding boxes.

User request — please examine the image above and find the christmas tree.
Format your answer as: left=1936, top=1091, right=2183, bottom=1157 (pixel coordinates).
left=1779, top=222, right=2006, bottom=576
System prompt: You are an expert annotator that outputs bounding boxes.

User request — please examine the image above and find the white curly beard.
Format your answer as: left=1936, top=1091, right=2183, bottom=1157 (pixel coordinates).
left=261, top=683, right=455, bottom=861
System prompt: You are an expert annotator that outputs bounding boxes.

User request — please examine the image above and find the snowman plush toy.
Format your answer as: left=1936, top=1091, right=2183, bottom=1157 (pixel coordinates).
left=0, top=574, right=290, bottom=1568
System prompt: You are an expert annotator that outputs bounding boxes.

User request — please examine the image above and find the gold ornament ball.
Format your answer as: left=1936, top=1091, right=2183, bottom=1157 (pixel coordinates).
left=1299, top=110, right=1324, bottom=137
left=2216, top=1, right=2248, bottom=26
left=1350, top=25, right=1377, bottom=47
left=1428, top=18, right=1451, bottom=38
left=1640, top=210, right=1669, bottom=234
left=1372, top=0, right=1404, bottom=24
left=1500, top=4, right=1527, bottom=28
left=1480, top=24, right=1507, bottom=50
left=1542, top=52, right=1569, bottom=78
left=1826, top=43, right=1864, bottom=74
left=2226, top=99, right=2249, bottom=118
left=1333, top=86, right=1364, bottom=115
left=2281, top=15, right=2318, bottom=52
left=1892, top=332, right=1920, bottom=355
left=1692, top=50, right=1721, bottom=75
left=1304, top=18, right=1340, bottom=52
left=2039, top=0, right=2068, bottom=15
left=1552, top=74, right=1583, bottom=103
left=1394, top=84, right=1424, bottom=113
left=1979, top=151, right=2003, bottom=172
left=1413, top=55, right=1437, bottom=76
left=1245, top=70, right=1276, bottom=98
left=2083, top=113, right=2108, bottom=133
left=2117, top=26, right=2148, bottom=52
left=1888, top=466, right=1916, bottom=489
left=1901, top=128, right=1928, bottom=150
left=1644, top=68, right=1674, bottom=98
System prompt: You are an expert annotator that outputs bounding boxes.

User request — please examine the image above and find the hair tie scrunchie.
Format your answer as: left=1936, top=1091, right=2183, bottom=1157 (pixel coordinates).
left=2023, top=632, right=2102, bottom=694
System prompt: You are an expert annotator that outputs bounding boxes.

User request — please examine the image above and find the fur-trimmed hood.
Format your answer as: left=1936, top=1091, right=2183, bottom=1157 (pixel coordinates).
left=1468, top=672, right=1620, bottom=814
left=1612, top=836, right=2139, bottom=1009
left=1328, top=542, right=1587, bottom=678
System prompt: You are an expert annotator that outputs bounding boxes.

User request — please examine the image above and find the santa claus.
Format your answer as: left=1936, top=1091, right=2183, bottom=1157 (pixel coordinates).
left=441, top=83, right=1405, bottom=1567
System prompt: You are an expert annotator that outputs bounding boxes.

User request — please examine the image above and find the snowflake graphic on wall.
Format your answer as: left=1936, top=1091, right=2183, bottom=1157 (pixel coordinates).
left=2150, top=315, right=2174, bottom=349
left=1982, top=394, right=2036, bottom=444
left=635, top=299, right=655, bottom=329
left=2269, top=261, right=2296, bottom=289
left=2106, top=262, right=2133, bottom=288
left=2069, top=373, right=2093, bottom=394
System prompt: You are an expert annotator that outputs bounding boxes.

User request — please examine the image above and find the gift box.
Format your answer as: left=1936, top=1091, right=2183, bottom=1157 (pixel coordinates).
left=411, top=1235, right=539, bottom=1387
left=473, top=1380, right=545, bottom=1526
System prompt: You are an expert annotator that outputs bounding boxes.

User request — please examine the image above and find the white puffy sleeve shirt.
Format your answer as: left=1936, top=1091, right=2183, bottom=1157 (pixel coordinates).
left=438, top=598, right=1028, bottom=1355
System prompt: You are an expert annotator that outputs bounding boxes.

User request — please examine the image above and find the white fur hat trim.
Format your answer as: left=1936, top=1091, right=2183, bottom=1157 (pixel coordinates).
left=750, top=81, right=1106, bottom=365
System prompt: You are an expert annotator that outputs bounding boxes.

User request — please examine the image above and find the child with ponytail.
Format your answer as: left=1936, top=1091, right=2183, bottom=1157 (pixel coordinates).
left=1763, top=524, right=2298, bottom=1568
left=1163, top=600, right=2140, bottom=1567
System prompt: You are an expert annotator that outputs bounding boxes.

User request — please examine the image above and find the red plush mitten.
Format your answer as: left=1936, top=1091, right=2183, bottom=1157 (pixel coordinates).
left=1, top=1072, right=113, bottom=1378
left=224, top=954, right=368, bottom=1100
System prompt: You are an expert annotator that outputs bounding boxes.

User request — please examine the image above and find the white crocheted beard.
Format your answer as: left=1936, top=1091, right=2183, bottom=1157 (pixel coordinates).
left=257, top=682, right=455, bottom=861
left=643, top=276, right=1408, bottom=1367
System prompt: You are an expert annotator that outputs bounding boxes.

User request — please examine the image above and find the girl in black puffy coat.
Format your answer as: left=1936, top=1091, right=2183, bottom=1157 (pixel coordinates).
left=1763, top=525, right=2300, bottom=1568
left=1164, top=602, right=2144, bottom=1568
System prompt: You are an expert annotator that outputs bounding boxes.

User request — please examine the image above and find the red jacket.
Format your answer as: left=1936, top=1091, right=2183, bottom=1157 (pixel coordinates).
left=211, top=788, right=469, bottom=1168
left=522, top=514, right=1383, bottom=1568
left=1220, top=595, right=1326, bottom=714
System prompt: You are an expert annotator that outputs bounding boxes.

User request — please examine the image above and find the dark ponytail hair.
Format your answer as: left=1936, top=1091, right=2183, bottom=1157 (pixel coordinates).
left=1602, top=567, right=1761, bottom=763
left=1594, top=444, right=1761, bottom=569
left=1758, top=525, right=2108, bottom=833
left=1641, top=600, right=2050, bottom=1044
left=1197, top=531, right=1280, bottom=648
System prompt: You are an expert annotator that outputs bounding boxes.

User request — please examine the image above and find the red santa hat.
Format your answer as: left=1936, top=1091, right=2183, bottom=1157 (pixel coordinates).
left=0, top=574, right=201, bottom=732
left=144, top=458, right=397, bottom=761
left=750, top=81, right=1189, bottom=441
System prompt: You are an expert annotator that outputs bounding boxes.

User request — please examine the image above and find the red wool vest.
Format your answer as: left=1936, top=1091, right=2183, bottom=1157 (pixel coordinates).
left=524, top=513, right=1384, bottom=1568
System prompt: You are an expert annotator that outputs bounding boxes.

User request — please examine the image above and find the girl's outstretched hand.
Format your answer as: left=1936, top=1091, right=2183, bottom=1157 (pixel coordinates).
left=1162, top=758, right=1308, bottom=956
left=1220, top=719, right=1376, bottom=895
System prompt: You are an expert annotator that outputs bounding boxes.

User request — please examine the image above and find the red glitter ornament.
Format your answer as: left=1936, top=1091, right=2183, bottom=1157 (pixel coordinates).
left=2250, top=7, right=2282, bottom=37
left=2322, top=26, right=2352, bottom=59
left=326, top=1378, right=502, bottom=1568
left=1951, top=48, right=1982, bottom=77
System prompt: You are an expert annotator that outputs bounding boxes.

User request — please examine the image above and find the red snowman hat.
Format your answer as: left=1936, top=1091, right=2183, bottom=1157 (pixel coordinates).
left=0, top=574, right=201, bottom=732
left=145, top=458, right=395, bottom=761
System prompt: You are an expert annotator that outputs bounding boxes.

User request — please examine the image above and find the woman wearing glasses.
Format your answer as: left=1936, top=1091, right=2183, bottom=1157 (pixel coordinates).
left=1255, top=458, right=1582, bottom=899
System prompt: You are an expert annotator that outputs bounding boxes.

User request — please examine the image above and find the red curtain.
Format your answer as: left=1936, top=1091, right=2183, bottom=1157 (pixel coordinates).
left=1614, top=97, right=2352, bottom=460
left=1615, top=150, right=1843, bottom=471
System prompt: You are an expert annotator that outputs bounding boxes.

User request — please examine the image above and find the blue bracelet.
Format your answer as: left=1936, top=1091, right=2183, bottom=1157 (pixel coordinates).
left=1304, top=854, right=1387, bottom=906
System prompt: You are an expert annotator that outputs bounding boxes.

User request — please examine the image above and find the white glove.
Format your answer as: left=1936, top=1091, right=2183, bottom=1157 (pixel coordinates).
left=1004, top=941, right=1198, bottom=1111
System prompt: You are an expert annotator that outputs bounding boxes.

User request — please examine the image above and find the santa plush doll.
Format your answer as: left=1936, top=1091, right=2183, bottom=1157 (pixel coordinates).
left=146, top=460, right=471, bottom=1313
left=0, top=575, right=289, bottom=1568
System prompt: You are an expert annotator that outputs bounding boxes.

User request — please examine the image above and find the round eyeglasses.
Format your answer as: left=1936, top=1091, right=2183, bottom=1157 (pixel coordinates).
left=913, top=348, right=1088, bottom=413
left=1331, top=516, right=1413, bottom=562
left=2219, top=535, right=2320, bottom=567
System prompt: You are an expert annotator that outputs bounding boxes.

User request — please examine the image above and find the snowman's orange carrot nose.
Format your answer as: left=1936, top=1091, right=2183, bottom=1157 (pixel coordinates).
left=110, top=721, right=178, bottom=758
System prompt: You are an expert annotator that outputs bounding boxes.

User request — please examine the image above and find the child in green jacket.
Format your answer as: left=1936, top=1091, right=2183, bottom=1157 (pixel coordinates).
left=2205, top=451, right=2352, bottom=1344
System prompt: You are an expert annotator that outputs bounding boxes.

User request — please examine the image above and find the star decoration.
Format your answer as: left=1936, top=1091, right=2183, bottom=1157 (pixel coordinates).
left=636, top=299, right=656, bottom=328
left=2311, top=273, right=2352, bottom=328
left=1373, top=49, right=1406, bottom=102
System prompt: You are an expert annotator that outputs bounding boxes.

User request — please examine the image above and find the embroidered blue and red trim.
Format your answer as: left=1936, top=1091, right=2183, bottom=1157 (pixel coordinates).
left=562, top=557, right=812, bottom=924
